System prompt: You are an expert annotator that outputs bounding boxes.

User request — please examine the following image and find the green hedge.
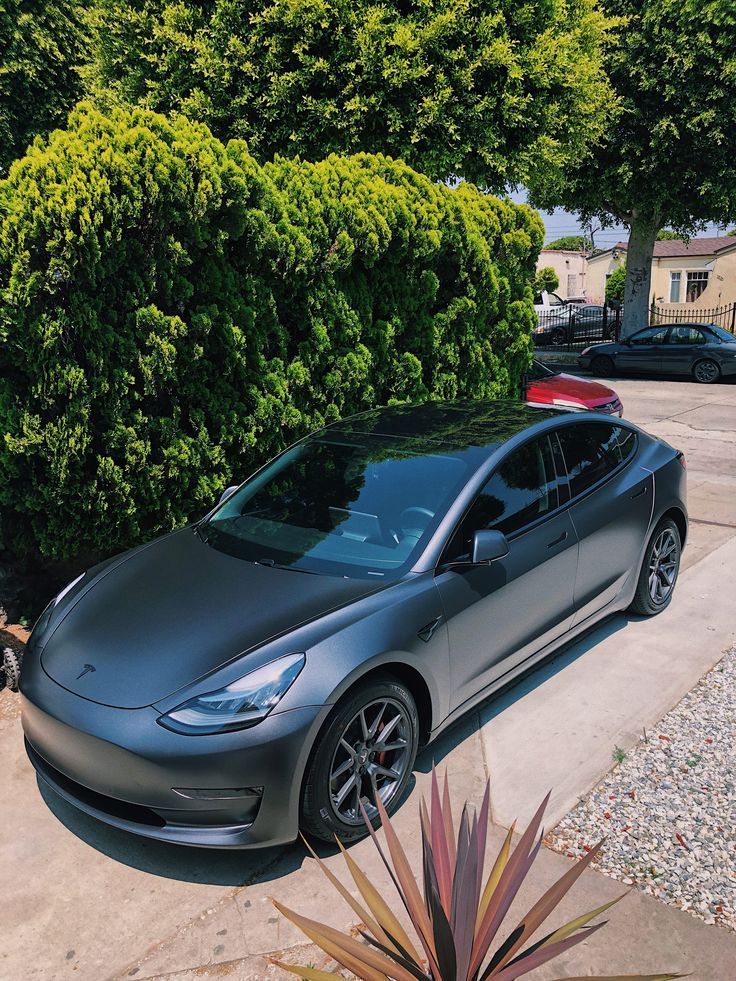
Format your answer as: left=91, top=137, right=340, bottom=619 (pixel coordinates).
left=0, top=103, right=542, bottom=561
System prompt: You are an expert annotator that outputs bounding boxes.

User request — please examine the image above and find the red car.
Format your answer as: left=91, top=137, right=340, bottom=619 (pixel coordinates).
left=526, top=359, right=623, bottom=415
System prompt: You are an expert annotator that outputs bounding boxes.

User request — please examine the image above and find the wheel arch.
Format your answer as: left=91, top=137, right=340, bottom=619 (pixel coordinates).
left=660, top=505, right=688, bottom=549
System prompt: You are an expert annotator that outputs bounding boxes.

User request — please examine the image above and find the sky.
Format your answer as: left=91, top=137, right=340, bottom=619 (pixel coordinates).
left=508, top=190, right=729, bottom=249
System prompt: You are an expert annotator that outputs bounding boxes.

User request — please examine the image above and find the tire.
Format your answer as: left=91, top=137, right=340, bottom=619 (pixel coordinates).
left=629, top=518, right=681, bottom=616
left=551, top=327, right=567, bottom=347
left=300, top=675, right=419, bottom=843
left=692, top=358, right=720, bottom=384
left=591, top=354, right=614, bottom=377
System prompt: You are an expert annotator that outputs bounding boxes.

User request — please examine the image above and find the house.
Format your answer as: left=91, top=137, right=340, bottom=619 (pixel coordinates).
left=585, top=236, right=736, bottom=308
left=536, top=249, right=588, bottom=299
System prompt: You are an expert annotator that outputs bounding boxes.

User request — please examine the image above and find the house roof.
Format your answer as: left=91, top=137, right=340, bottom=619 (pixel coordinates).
left=590, top=236, right=736, bottom=260
left=652, top=236, right=736, bottom=258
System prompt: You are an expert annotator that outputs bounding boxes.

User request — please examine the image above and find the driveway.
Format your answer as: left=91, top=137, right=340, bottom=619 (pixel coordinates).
left=2, top=377, right=736, bottom=981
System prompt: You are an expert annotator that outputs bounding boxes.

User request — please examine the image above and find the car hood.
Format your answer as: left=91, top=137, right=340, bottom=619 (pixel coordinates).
left=40, top=528, right=382, bottom=709
left=529, top=372, right=617, bottom=406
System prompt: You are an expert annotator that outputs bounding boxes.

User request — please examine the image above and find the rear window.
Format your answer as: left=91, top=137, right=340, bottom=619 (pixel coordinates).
left=557, top=423, right=635, bottom=498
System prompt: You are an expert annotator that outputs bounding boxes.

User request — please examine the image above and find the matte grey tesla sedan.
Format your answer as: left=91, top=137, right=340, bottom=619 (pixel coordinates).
left=21, top=401, right=687, bottom=849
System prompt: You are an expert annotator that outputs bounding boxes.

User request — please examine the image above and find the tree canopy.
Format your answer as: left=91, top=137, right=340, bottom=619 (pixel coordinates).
left=0, top=0, right=88, bottom=173
left=605, top=262, right=626, bottom=304
left=534, top=0, right=736, bottom=335
left=534, top=267, right=560, bottom=294
left=84, top=0, right=615, bottom=193
left=545, top=235, right=587, bottom=251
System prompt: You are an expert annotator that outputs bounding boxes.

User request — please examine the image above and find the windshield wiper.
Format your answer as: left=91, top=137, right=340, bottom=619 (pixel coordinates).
left=192, top=522, right=209, bottom=544
left=254, top=558, right=320, bottom=576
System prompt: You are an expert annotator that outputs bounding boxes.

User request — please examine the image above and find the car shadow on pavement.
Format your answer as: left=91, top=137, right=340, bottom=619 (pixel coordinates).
left=37, top=610, right=640, bottom=885
left=414, top=609, right=640, bottom=774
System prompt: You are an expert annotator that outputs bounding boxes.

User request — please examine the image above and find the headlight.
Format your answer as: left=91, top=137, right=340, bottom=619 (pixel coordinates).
left=158, top=652, right=306, bottom=735
left=580, top=347, right=592, bottom=356
left=28, top=572, right=86, bottom=646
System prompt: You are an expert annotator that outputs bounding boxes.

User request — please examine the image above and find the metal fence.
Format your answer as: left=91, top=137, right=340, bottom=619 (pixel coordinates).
left=650, top=301, right=736, bottom=333
left=533, top=303, right=621, bottom=352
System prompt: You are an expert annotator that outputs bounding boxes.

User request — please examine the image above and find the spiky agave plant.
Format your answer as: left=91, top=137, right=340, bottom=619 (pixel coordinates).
left=271, top=771, right=683, bottom=981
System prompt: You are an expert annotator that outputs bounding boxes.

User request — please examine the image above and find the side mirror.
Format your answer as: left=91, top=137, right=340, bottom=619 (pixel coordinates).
left=218, top=485, right=239, bottom=505
left=472, top=529, right=509, bottom=564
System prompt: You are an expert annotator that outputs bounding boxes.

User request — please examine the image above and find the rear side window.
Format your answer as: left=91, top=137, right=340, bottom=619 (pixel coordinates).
left=443, top=436, right=559, bottom=560
left=557, top=423, right=635, bottom=498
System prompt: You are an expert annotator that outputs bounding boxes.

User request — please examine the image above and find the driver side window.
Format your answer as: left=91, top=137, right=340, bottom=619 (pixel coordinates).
left=442, top=436, right=559, bottom=562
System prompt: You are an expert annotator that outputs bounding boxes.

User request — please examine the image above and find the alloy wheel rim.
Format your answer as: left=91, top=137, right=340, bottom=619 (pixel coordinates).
left=648, top=527, right=678, bottom=605
left=329, top=698, right=411, bottom=826
left=696, top=361, right=717, bottom=382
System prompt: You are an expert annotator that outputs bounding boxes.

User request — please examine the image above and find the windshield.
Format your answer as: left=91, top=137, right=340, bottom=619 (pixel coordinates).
left=203, top=432, right=479, bottom=579
left=527, top=360, right=559, bottom=381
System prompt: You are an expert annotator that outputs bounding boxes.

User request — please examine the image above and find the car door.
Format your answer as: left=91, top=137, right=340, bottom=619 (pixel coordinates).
left=659, top=325, right=709, bottom=375
left=555, top=421, right=653, bottom=625
left=434, top=434, right=579, bottom=711
left=615, top=326, right=669, bottom=373
left=573, top=305, right=605, bottom=343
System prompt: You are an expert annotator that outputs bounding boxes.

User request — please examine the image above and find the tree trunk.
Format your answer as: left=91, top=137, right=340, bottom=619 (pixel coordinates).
left=621, top=213, right=659, bottom=339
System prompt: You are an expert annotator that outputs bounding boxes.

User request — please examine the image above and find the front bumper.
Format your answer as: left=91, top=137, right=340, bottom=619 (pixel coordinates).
left=21, top=679, right=329, bottom=848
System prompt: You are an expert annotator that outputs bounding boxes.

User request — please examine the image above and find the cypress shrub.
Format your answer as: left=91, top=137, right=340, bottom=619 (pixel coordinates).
left=0, top=103, right=542, bottom=561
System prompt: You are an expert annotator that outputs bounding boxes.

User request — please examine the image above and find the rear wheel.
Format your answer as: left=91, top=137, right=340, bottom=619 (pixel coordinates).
left=692, top=359, right=720, bottom=384
left=591, top=354, right=614, bottom=377
left=551, top=327, right=567, bottom=347
left=629, top=518, right=681, bottom=616
left=300, top=676, right=419, bottom=843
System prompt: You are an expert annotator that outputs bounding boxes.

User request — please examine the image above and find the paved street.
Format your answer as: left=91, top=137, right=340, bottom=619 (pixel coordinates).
left=2, top=376, right=736, bottom=981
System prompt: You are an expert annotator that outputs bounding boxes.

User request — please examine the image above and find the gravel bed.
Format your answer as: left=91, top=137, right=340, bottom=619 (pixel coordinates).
left=546, top=647, right=736, bottom=932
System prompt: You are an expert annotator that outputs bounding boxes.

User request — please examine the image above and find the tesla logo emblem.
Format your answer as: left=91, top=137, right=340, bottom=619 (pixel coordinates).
left=76, top=663, right=96, bottom=680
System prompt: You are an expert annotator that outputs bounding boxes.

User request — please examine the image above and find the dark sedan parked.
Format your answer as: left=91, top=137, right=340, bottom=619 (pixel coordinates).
left=579, top=322, right=736, bottom=383
left=21, top=402, right=687, bottom=849
left=534, top=305, right=614, bottom=347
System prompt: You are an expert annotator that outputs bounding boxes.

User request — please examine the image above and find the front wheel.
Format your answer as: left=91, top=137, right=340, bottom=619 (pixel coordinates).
left=591, top=354, right=614, bottom=377
left=629, top=518, right=681, bottom=616
left=551, top=327, right=567, bottom=347
left=300, top=676, right=419, bottom=843
left=692, top=359, right=720, bottom=384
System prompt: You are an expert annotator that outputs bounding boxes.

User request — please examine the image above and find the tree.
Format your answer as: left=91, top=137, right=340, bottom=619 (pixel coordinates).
left=0, top=0, right=88, bottom=173
left=84, top=0, right=615, bottom=194
left=533, top=0, right=736, bottom=337
left=605, top=262, right=626, bottom=304
left=727, top=228, right=736, bottom=237
left=534, top=266, right=560, bottom=294
left=545, top=235, right=587, bottom=251
left=656, top=229, right=681, bottom=240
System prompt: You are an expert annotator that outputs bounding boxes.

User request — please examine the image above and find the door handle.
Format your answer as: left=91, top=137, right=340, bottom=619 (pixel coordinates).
left=547, top=530, right=567, bottom=548
left=631, top=485, right=648, bottom=500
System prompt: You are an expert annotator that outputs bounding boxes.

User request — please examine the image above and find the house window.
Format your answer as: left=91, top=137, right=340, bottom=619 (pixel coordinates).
left=686, top=271, right=709, bottom=302
left=567, top=273, right=578, bottom=295
left=669, top=271, right=681, bottom=303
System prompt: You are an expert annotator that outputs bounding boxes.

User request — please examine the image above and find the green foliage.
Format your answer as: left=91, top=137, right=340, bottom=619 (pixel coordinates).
left=0, top=104, right=541, bottom=561
left=605, top=262, right=626, bottom=303
left=0, top=0, right=88, bottom=173
left=535, top=0, right=736, bottom=332
left=84, top=0, right=616, bottom=193
left=534, top=266, right=560, bottom=294
left=727, top=228, right=736, bottom=237
left=542, top=0, right=736, bottom=231
left=545, top=235, right=587, bottom=251
left=656, top=229, right=681, bottom=240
